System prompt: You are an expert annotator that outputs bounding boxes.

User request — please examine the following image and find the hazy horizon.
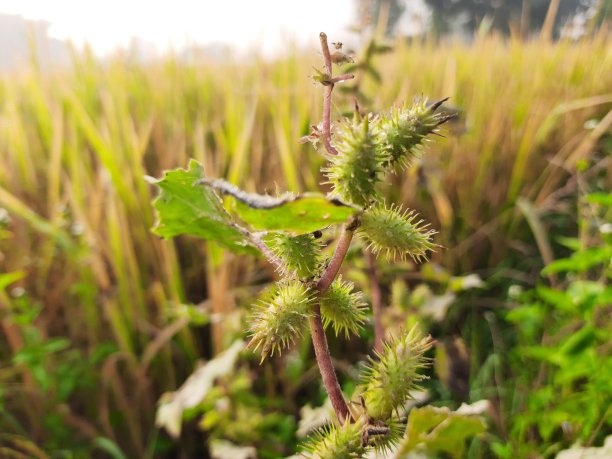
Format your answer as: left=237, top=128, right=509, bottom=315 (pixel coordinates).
left=0, top=0, right=364, bottom=57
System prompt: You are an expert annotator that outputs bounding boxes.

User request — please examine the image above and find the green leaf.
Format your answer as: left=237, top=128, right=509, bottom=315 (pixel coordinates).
left=559, top=326, right=596, bottom=356
left=542, top=246, right=612, bottom=275
left=396, top=402, right=488, bottom=458
left=0, top=271, right=25, bottom=292
left=555, top=236, right=580, bottom=251
left=522, top=345, right=563, bottom=365
left=203, top=178, right=358, bottom=233
left=147, top=160, right=254, bottom=254
left=585, top=192, right=612, bottom=206
left=536, top=286, right=573, bottom=312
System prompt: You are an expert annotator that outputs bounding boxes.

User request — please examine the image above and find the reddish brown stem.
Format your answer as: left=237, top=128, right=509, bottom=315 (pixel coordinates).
left=322, top=89, right=338, bottom=156
left=319, top=32, right=339, bottom=157
left=319, top=32, right=333, bottom=75
left=303, top=33, right=359, bottom=424
left=308, top=224, right=356, bottom=424
left=367, top=250, right=384, bottom=353
left=317, top=225, right=355, bottom=292
left=309, top=306, right=351, bottom=423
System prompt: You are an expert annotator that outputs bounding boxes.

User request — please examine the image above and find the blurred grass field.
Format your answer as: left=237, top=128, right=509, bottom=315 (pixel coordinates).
left=0, top=33, right=611, bottom=457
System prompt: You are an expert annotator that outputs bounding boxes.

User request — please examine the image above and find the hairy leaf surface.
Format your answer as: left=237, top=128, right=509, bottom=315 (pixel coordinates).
left=203, top=178, right=358, bottom=233
left=148, top=160, right=254, bottom=254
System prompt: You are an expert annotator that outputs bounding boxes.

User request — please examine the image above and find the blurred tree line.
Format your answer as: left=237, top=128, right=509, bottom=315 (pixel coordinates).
left=357, top=0, right=609, bottom=39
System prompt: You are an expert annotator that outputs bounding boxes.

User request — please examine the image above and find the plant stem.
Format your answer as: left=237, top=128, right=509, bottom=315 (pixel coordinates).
left=317, top=224, right=356, bottom=292
left=309, top=223, right=357, bottom=424
left=304, top=33, right=359, bottom=424
left=330, top=74, right=355, bottom=85
left=319, top=32, right=339, bottom=157
left=366, top=250, right=384, bottom=353
left=308, top=308, right=351, bottom=423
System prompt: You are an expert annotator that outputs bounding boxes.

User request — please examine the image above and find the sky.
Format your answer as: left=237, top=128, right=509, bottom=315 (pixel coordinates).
left=0, top=0, right=358, bottom=56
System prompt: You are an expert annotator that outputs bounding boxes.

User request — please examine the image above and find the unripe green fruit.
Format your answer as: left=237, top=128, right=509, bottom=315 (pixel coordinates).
left=361, top=326, right=433, bottom=420
left=360, top=204, right=437, bottom=261
left=303, top=420, right=365, bottom=459
left=376, top=99, right=450, bottom=170
left=325, top=115, right=387, bottom=207
left=265, top=232, right=322, bottom=278
left=320, top=277, right=367, bottom=338
left=248, top=281, right=314, bottom=361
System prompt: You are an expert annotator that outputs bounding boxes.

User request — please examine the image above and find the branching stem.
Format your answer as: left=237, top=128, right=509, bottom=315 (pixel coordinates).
left=310, top=221, right=359, bottom=423
left=308, top=225, right=356, bottom=424
left=301, top=33, right=360, bottom=424
left=330, top=74, right=355, bottom=85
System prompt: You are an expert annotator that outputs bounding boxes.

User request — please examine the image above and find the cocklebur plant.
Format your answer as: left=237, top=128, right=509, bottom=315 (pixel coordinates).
left=149, top=32, right=454, bottom=457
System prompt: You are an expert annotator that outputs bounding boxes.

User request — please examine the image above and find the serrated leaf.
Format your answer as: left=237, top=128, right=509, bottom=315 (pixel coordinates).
left=148, top=160, right=254, bottom=254
left=203, top=179, right=358, bottom=233
left=395, top=403, right=487, bottom=458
